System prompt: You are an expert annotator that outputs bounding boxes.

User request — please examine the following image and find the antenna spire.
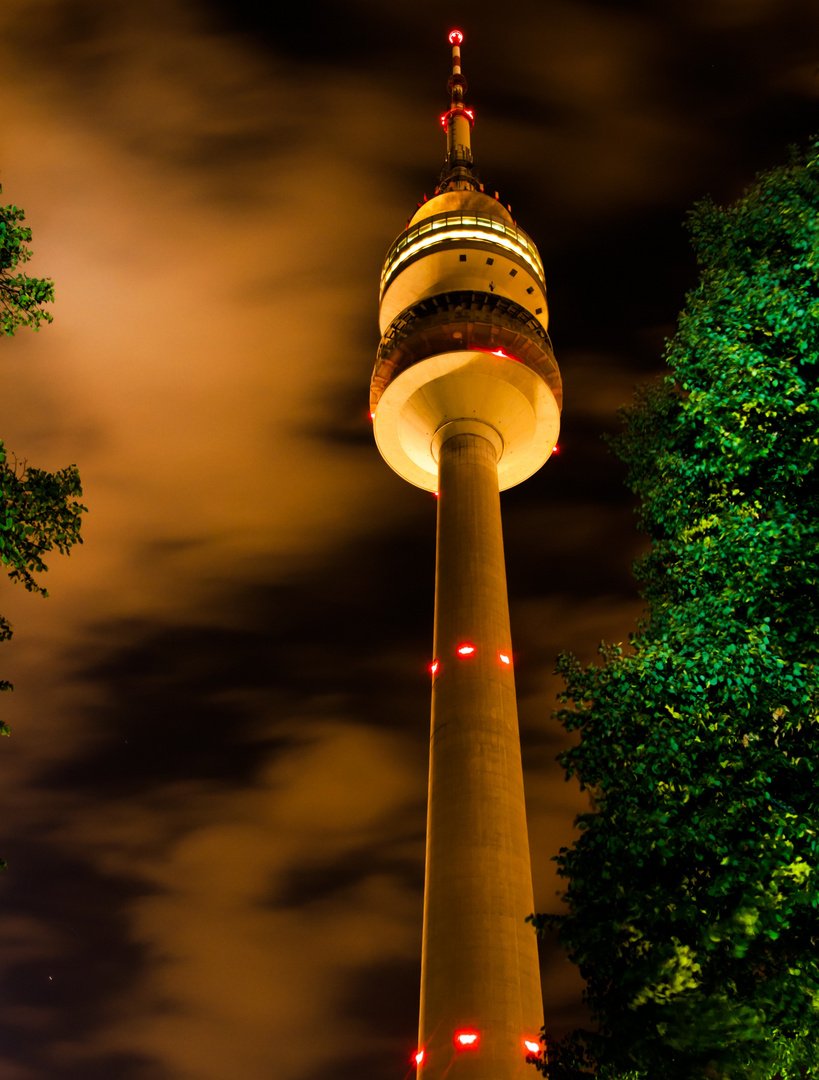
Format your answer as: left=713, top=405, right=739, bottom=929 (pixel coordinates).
left=440, top=29, right=478, bottom=192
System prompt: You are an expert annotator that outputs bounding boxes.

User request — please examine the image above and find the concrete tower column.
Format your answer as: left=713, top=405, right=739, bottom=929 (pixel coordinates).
left=371, top=29, right=561, bottom=1079
left=419, top=429, right=543, bottom=1080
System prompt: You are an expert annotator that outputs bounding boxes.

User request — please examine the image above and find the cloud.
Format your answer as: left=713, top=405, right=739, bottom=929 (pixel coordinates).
left=40, top=718, right=423, bottom=1080
left=0, top=6, right=440, bottom=1078
left=0, top=0, right=427, bottom=634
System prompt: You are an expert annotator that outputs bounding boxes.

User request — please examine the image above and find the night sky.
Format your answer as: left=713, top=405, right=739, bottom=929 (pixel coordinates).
left=0, top=2, right=817, bottom=1078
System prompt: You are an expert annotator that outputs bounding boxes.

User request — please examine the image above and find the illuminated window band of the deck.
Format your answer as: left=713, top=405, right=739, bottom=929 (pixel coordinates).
left=381, top=215, right=545, bottom=291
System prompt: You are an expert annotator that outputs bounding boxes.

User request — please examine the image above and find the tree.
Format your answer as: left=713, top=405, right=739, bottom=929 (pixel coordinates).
left=0, top=186, right=85, bottom=714
left=531, top=138, right=819, bottom=1080
left=1, top=197, right=54, bottom=335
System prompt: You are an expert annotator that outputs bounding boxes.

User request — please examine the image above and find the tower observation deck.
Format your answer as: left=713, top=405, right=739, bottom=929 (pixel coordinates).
left=370, top=31, right=561, bottom=1080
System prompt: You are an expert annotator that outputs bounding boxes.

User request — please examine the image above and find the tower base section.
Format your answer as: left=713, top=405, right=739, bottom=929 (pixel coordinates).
left=418, top=430, right=544, bottom=1080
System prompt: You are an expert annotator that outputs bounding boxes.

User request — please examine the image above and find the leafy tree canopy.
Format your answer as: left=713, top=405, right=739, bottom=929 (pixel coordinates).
left=0, top=183, right=85, bottom=711
left=531, top=138, right=819, bottom=1080
left=1, top=196, right=54, bottom=335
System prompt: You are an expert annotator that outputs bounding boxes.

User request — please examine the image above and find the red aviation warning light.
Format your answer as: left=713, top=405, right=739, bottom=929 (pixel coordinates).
left=457, top=643, right=475, bottom=656
left=524, top=1039, right=541, bottom=1055
left=440, top=107, right=475, bottom=131
left=414, top=1049, right=425, bottom=1066
left=455, top=1029, right=480, bottom=1049
left=499, top=652, right=511, bottom=665
left=448, top=29, right=463, bottom=45
left=429, top=659, right=439, bottom=676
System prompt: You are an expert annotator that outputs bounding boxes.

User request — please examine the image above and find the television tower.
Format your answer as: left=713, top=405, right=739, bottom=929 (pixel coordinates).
left=370, top=31, right=561, bottom=1080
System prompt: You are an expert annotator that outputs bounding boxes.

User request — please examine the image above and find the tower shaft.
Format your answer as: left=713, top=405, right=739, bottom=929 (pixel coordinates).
left=420, top=430, right=543, bottom=1080
left=372, top=30, right=559, bottom=1076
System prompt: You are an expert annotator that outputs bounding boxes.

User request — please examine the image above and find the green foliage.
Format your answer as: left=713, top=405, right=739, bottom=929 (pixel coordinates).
left=0, top=451, right=85, bottom=600
left=532, top=137, right=819, bottom=1079
left=0, top=187, right=54, bottom=335
left=0, top=183, right=85, bottom=771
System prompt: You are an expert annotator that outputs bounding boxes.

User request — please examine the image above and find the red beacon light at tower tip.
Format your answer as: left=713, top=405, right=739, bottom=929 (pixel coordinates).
left=448, top=29, right=463, bottom=45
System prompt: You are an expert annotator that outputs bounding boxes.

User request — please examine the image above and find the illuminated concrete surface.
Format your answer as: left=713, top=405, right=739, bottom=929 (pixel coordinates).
left=420, top=429, right=544, bottom=1080
left=372, top=347, right=560, bottom=492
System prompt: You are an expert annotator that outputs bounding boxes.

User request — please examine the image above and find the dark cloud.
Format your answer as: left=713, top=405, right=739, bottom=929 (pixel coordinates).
left=40, top=516, right=438, bottom=798
left=0, top=834, right=161, bottom=1079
